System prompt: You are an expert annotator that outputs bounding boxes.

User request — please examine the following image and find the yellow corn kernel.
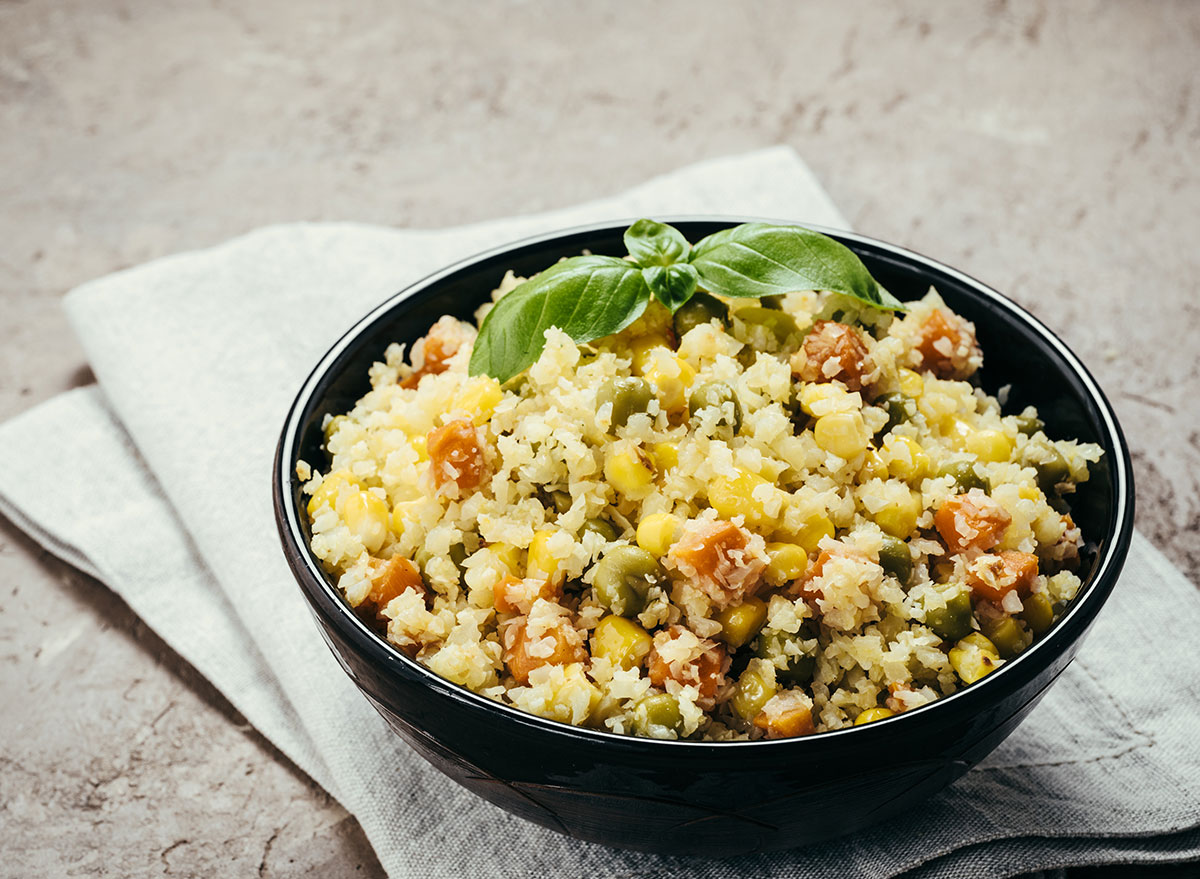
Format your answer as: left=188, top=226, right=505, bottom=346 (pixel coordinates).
left=642, top=354, right=696, bottom=414
left=708, top=469, right=777, bottom=532
left=490, top=542, right=522, bottom=575
left=455, top=376, right=503, bottom=424
left=649, top=442, right=678, bottom=472
left=527, top=529, right=560, bottom=582
left=764, top=542, right=808, bottom=586
left=592, top=615, right=653, bottom=670
left=967, top=429, right=1014, bottom=463
left=898, top=368, right=924, bottom=398
left=390, top=498, right=422, bottom=536
left=636, top=513, right=681, bottom=558
left=944, top=417, right=974, bottom=451
left=716, top=598, right=769, bottom=649
left=799, top=382, right=857, bottom=417
left=1018, top=485, right=1042, bottom=502
left=949, top=632, right=1002, bottom=684
left=630, top=334, right=672, bottom=375
left=874, top=488, right=922, bottom=538
left=306, top=470, right=361, bottom=516
left=854, top=707, right=896, bottom=726
left=731, top=663, right=778, bottom=721
left=323, top=414, right=348, bottom=447
left=343, top=489, right=390, bottom=553
left=538, top=663, right=603, bottom=725
left=882, top=435, right=931, bottom=483
left=409, top=434, right=429, bottom=461
left=859, top=448, right=888, bottom=482
left=605, top=448, right=655, bottom=496
left=785, top=509, right=836, bottom=554
left=814, top=411, right=870, bottom=459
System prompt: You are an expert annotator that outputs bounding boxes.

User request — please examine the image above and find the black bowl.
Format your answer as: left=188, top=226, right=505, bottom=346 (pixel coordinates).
left=273, top=218, right=1134, bottom=856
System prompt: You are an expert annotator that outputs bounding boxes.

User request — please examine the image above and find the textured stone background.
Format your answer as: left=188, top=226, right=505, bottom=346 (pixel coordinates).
left=1, top=1, right=1197, bottom=876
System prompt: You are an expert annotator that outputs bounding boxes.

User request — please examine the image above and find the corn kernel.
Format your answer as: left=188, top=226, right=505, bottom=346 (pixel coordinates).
left=859, top=448, right=888, bottom=482
left=605, top=448, right=655, bottom=496
left=390, top=498, right=422, bottom=536
left=592, top=615, right=653, bottom=670
left=409, top=434, right=428, bottom=461
left=323, top=414, right=348, bottom=447
left=898, top=368, right=924, bottom=398
left=1018, top=485, right=1042, bottom=502
left=630, top=334, right=672, bottom=375
left=784, top=508, right=836, bottom=554
left=874, top=488, right=922, bottom=538
left=945, top=417, right=974, bottom=451
left=708, top=469, right=778, bottom=531
left=455, top=376, right=503, bottom=424
left=343, top=489, right=390, bottom=553
left=717, top=598, right=769, bottom=649
left=527, top=529, right=560, bottom=582
left=490, top=542, right=522, bottom=575
left=949, top=632, right=1002, bottom=684
left=306, top=469, right=361, bottom=516
left=854, top=707, right=895, bottom=726
left=534, top=663, right=602, bottom=725
left=967, top=429, right=1014, bottom=463
left=882, top=435, right=930, bottom=483
left=799, top=382, right=858, bottom=417
left=642, top=354, right=696, bottom=414
left=636, top=513, right=681, bottom=557
left=649, top=442, right=678, bottom=471
left=764, top=542, right=808, bottom=586
left=814, top=411, right=870, bottom=459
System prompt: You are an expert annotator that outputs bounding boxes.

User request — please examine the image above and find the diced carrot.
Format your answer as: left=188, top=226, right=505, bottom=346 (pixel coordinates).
left=400, top=317, right=467, bottom=389
left=647, top=625, right=728, bottom=700
left=753, top=691, right=816, bottom=738
left=968, top=550, right=1038, bottom=601
left=793, top=320, right=872, bottom=391
left=427, top=419, right=487, bottom=493
left=366, top=556, right=424, bottom=611
left=914, top=309, right=979, bottom=379
left=493, top=575, right=562, bottom=615
left=667, top=519, right=765, bottom=610
left=935, top=490, right=1012, bottom=552
left=503, top=616, right=587, bottom=685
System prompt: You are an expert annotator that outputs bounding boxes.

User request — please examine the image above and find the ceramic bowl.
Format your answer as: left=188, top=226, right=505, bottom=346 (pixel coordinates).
left=273, top=218, right=1134, bottom=855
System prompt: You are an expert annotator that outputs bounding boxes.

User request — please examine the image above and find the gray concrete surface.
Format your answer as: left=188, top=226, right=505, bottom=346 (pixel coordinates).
left=1, top=1, right=1197, bottom=876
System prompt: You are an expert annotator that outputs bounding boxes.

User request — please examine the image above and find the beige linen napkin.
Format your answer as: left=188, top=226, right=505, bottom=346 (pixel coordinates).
left=1, top=148, right=1197, bottom=878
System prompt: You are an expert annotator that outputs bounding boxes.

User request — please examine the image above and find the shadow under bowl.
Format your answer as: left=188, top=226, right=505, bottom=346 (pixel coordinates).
left=273, top=218, right=1134, bottom=856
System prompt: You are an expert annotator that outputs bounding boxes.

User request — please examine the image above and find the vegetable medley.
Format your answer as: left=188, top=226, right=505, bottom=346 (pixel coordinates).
left=299, top=221, right=1100, bottom=740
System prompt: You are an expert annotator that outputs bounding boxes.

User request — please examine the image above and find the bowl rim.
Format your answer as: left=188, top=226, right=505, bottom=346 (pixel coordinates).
left=274, top=215, right=1135, bottom=751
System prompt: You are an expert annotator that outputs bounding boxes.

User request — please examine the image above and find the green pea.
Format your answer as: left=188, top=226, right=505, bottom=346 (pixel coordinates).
left=760, top=294, right=786, bottom=310
left=754, top=625, right=818, bottom=684
left=547, top=490, right=572, bottom=514
left=581, top=517, right=620, bottom=542
left=632, top=693, right=684, bottom=738
left=688, top=382, right=743, bottom=434
left=1022, top=439, right=1070, bottom=492
left=591, top=545, right=662, bottom=617
left=673, top=291, right=729, bottom=337
left=876, top=392, right=918, bottom=435
left=1020, top=593, right=1055, bottom=635
left=731, top=667, right=776, bottom=720
left=924, top=590, right=974, bottom=641
left=735, top=306, right=799, bottom=345
left=1013, top=413, right=1044, bottom=436
left=981, top=616, right=1027, bottom=659
left=598, top=377, right=653, bottom=430
left=877, top=535, right=913, bottom=585
left=938, top=460, right=991, bottom=494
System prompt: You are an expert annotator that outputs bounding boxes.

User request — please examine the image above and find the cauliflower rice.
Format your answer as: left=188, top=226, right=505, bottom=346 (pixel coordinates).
left=300, top=271, right=1101, bottom=741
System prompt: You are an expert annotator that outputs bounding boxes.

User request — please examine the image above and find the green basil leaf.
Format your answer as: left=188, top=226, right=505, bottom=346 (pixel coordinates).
left=469, top=256, right=651, bottom=383
left=690, top=223, right=906, bottom=311
left=624, top=219, right=690, bottom=267
left=642, top=263, right=699, bottom=313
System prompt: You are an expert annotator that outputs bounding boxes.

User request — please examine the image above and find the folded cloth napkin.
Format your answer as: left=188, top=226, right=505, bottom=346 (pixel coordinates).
left=1, top=148, right=1197, bottom=879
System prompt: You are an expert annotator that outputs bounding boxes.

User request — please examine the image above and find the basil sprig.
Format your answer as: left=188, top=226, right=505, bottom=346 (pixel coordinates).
left=469, top=219, right=903, bottom=383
